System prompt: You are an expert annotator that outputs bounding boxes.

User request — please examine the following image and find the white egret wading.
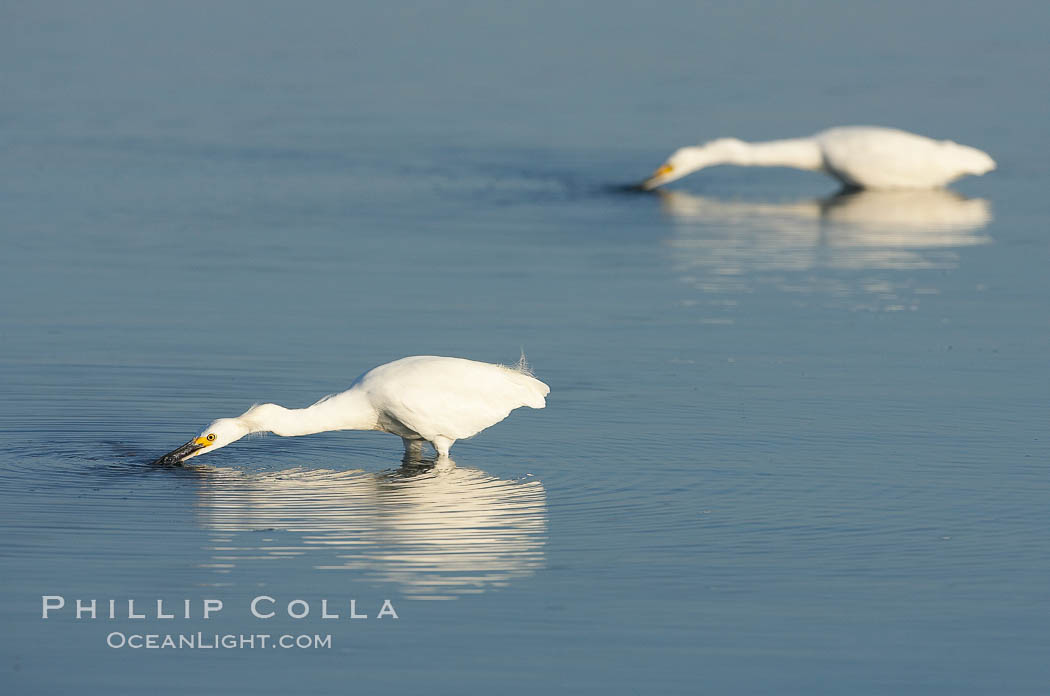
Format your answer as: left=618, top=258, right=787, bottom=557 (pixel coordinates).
left=641, top=126, right=996, bottom=191
left=153, top=356, right=550, bottom=465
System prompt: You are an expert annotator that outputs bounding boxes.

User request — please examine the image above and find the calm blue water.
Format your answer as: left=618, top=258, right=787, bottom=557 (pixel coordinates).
left=3, top=1, right=1049, bottom=693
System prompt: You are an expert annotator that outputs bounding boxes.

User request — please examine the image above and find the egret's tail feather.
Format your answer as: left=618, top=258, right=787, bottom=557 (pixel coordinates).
left=506, top=350, right=532, bottom=376
left=498, top=353, right=549, bottom=408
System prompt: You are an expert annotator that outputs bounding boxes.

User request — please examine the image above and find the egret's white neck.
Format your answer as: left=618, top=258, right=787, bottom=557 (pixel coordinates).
left=238, top=389, right=378, bottom=437
left=697, top=137, right=824, bottom=172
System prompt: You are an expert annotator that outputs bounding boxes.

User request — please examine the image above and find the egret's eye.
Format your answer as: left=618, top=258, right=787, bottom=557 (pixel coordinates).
left=206, top=434, right=216, bottom=442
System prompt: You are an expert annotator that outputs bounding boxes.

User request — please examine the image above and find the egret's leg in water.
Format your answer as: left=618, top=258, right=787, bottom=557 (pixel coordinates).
left=431, top=436, right=454, bottom=459
left=402, top=438, right=424, bottom=460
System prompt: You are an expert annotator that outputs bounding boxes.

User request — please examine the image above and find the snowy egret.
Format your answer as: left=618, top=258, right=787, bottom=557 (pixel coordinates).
left=153, top=356, right=550, bottom=465
left=641, top=126, right=996, bottom=190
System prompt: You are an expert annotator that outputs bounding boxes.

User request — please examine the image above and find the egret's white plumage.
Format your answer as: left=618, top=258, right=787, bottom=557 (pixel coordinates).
left=154, top=356, right=550, bottom=464
left=641, top=126, right=996, bottom=191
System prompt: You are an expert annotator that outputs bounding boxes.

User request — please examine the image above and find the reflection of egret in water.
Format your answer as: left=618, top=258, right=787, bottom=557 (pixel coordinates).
left=660, top=189, right=992, bottom=310
left=191, top=462, right=547, bottom=600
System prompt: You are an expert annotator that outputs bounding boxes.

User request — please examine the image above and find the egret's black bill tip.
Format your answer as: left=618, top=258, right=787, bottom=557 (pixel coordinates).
left=151, top=440, right=204, bottom=467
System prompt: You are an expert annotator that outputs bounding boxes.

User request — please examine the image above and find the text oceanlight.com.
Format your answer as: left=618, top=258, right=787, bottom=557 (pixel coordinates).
left=106, top=632, right=332, bottom=650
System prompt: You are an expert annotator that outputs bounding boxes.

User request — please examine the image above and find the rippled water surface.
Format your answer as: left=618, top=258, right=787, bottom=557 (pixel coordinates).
left=3, top=1, right=1050, bottom=694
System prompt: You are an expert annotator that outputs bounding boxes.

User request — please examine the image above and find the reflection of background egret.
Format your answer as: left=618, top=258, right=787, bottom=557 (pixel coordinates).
left=659, top=189, right=992, bottom=308
left=191, top=463, right=547, bottom=600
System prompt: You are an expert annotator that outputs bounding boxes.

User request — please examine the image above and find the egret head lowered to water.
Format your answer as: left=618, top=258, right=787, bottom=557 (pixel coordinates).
left=641, top=126, right=996, bottom=191
left=153, top=356, right=550, bottom=465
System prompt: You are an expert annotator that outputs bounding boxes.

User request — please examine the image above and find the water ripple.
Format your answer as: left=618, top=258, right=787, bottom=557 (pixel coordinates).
left=0, top=435, right=548, bottom=601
